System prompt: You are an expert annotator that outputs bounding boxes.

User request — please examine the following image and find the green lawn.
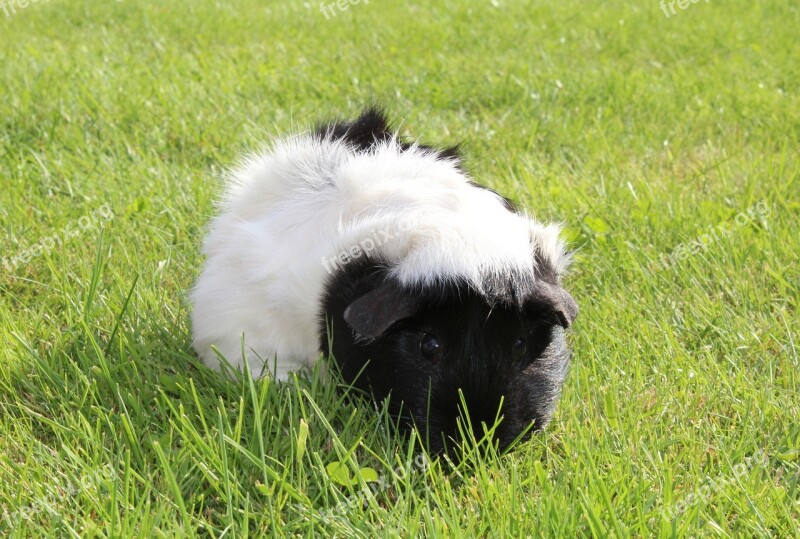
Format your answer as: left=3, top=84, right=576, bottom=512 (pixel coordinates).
left=1, top=0, right=798, bottom=536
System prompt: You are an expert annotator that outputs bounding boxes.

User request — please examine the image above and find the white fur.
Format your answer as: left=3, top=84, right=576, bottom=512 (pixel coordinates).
left=191, top=134, right=569, bottom=379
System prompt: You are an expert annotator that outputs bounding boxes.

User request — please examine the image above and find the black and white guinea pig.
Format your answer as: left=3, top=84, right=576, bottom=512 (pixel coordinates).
left=191, top=108, right=578, bottom=454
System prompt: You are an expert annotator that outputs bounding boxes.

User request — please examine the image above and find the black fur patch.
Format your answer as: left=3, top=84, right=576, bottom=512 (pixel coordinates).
left=319, top=257, right=571, bottom=455
left=315, top=107, right=461, bottom=165
left=315, top=107, right=519, bottom=212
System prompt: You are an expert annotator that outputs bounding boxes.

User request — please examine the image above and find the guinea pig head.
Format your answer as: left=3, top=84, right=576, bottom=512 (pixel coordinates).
left=320, top=262, right=578, bottom=455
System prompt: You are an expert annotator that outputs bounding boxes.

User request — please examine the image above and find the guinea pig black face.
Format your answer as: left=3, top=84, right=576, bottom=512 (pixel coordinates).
left=320, top=262, right=577, bottom=455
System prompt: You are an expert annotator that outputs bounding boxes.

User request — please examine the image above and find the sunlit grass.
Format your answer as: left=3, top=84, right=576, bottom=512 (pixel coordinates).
left=1, top=0, right=798, bottom=536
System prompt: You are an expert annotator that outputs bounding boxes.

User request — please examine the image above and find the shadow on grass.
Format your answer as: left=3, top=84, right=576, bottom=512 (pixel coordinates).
left=1, top=314, right=456, bottom=535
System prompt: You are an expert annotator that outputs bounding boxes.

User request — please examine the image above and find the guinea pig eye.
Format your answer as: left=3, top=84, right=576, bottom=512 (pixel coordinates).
left=512, top=336, right=527, bottom=358
left=420, top=333, right=443, bottom=360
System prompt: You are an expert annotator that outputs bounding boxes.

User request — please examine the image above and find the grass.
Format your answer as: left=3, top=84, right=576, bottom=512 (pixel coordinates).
left=0, top=0, right=798, bottom=536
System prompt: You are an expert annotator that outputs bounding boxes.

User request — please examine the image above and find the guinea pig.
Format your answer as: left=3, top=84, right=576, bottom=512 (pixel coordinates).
left=190, top=108, right=578, bottom=454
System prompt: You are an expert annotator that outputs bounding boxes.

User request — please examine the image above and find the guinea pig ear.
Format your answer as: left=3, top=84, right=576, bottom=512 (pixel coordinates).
left=536, top=282, right=579, bottom=329
left=343, top=285, right=420, bottom=339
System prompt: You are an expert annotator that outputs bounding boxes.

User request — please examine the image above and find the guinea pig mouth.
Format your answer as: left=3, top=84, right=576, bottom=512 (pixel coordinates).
left=382, top=390, right=540, bottom=456
left=422, top=418, right=540, bottom=458
left=416, top=404, right=511, bottom=456
left=421, top=422, right=502, bottom=458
